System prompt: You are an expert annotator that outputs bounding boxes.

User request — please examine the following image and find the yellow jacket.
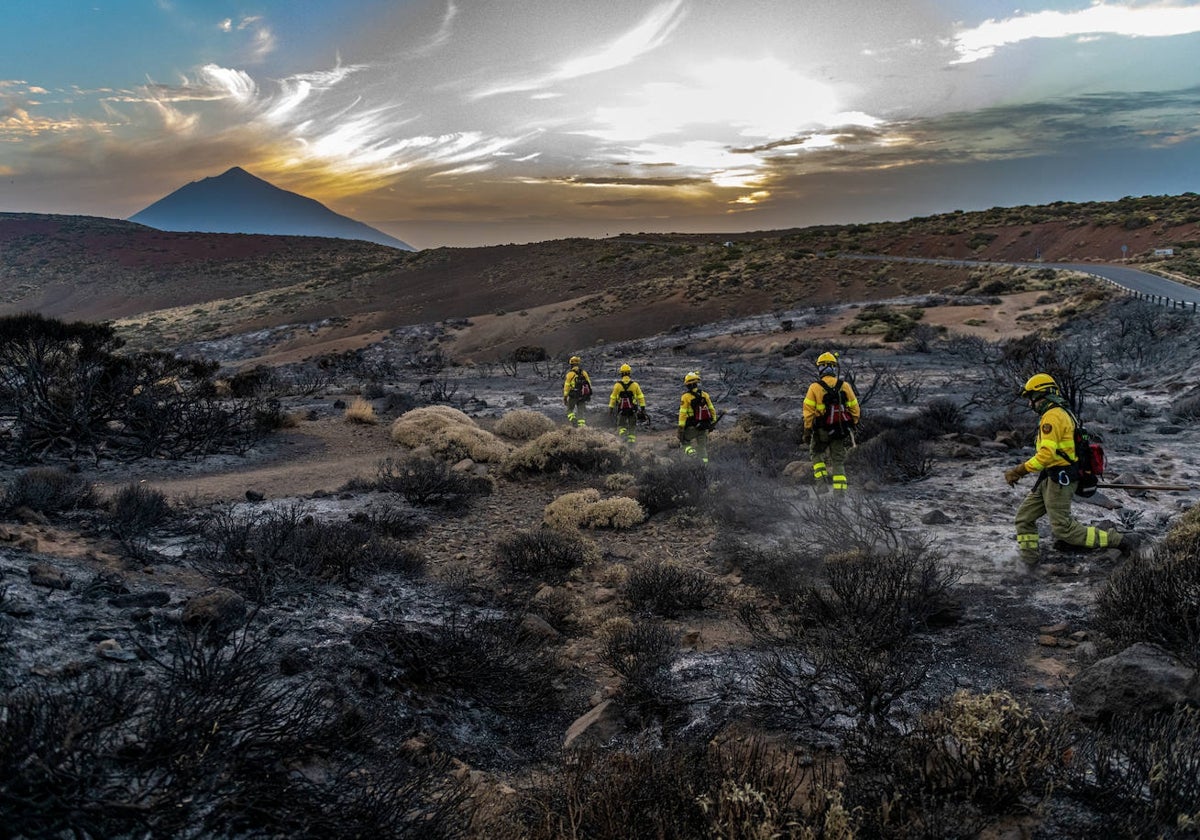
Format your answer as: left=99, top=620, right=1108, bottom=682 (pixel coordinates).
left=679, top=389, right=717, bottom=428
left=802, top=375, right=860, bottom=431
left=1025, top=403, right=1075, bottom=472
left=609, top=377, right=646, bottom=410
left=563, top=367, right=591, bottom=398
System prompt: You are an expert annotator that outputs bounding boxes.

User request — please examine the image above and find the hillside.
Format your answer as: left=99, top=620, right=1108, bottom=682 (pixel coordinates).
left=3, top=193, right=1198, bottom=362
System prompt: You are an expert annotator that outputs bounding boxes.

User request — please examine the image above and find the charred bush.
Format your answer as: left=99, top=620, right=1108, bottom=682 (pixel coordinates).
left=847, top=425, right=933, bottom=483
left=348, top=498, right=428, bottom=538
left=748, top=539, right=959, bottom=729
left=226, top=364, right=276, bottom=397
left=625, top=559, right=722, bottom=618
left=496, top=527, right=595, bottom=583
left=2, top=466, right=96, bottom=513
left=194, top=505, right=423, bottom=602
left=636, top=459, right=710, bottom=514
left=703, top=454, right=793, bottom=528
left=352, top=611, right=561, bottom=717
left=916, top=397, right=967, bottom=435
left=717, top=412, right=801, bottom=473
left=841, top=690, right=1056, bottom=838
left=0, top=314, right=275, bottom=461
left=484, top=738, right=836, bottom=840
left=372, top=454, right=493, bottom=510
left=715, top=533, right=821, bottom=601
left=108, top=482, right=171, bottom=539
left=600, top=618, right=678, bottom=708
left=0, top=626, right=473, bottom=839
left=1095, top=549, right=1200, bottom=663
left=1060, top=708, right=1200, bottom=838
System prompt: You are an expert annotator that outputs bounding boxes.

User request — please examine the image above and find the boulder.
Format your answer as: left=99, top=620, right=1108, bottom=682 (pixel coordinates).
left=1070, top=642, right=1200, bottom=721
left=182, top=588, right=248, bottom=638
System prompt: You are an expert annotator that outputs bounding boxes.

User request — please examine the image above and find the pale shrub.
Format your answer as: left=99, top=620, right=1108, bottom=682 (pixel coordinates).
left=390, top=406, right=509, bottom=463
left=494, top=409, right=557, bottom=441
left=502, top=427, right=626, bottom=476
left=343, top=396, right=378, bottom=425
left=544, top=488, right=646, bottom=531
left=604, top=472, right=636, bottom=491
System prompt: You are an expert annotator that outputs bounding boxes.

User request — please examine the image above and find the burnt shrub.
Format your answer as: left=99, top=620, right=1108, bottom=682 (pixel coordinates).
left=916, top=397, right=967, bottom=435
left=1169, top=392, right=1200, bottom=423
left=624, top=559, right=723, bottom=618
left=194, top=505, right=423, bottom=602
left=496, top=527, right=596, bottom=583
left=636, top=459, right=710, bottom=514
left=108, top=482, right=172, bottom=539
left=840, top=690, right=1056, bottom=838
left=371, top=455, right=493, bottom=510
left=0, top=627, right=472, bottom=840
left=483, top=737, right=837, bottom=840
left=847, top=425, right=933, bottom=483
left=703, top=454, right=793, bottom=529
left=352, top=612, right=561, bottom=718
left=2, top=466, right=96, bottom=513
left=0, top=314, right=276, bottom=461
left=600, top=618, right=678, bottom=708
left=747, top=538, right=960, bottom=730
left=347, top=498, right=428, bottom=538
left=715, top=533, right=821, bottom=601
left=1060, top=708, right=1200, bottom=838
left=1094, top=550, right=1200, bottom=663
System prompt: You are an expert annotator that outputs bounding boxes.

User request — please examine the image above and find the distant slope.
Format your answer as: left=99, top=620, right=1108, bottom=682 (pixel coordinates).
left=129, top=167, right=413, bottom=250
left=0, top=213, right=407, bottom=321
left=4, top=192, right=1198, bottom=360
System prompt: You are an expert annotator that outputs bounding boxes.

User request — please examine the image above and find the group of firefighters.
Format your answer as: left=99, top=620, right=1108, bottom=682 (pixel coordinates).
left=561, top=352, right=1142, bottom=571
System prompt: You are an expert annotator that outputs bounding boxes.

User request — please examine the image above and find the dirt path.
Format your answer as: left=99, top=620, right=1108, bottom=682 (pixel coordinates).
left=90, top=417, right=399, bottom=505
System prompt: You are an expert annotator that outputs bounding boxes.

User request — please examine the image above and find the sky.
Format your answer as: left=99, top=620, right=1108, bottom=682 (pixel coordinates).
left=2, top=1, right=1199, bottom=249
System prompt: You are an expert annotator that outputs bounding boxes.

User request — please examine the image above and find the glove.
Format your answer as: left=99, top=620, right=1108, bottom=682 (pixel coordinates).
left=608, top=407, right=616, bottom=418
left=802, top=428, right=812, bottom=444
left=563, top=396, right=569, bottom=405
left=1004, top=464, right=1029, bottom=486
left=677, top=427, right=687, bottom=444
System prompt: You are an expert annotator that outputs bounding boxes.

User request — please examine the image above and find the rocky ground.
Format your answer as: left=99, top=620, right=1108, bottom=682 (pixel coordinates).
left=3, top=287, right=1200, bottom=838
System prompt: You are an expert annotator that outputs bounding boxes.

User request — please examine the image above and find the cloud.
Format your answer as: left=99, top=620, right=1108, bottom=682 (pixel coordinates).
left=472, top=0, right=686, bottom=98
left=952, top=1, right=1200, bottom=64
left=412, top=1, right=458, bottom=56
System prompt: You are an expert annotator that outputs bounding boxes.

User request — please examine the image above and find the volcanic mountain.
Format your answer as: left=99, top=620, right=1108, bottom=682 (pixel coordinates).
left=129, top=166, right=413, bottom=250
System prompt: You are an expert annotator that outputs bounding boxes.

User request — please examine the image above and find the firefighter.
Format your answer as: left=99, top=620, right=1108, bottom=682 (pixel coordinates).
left=562, top=355, right=592, bottom=427
left=608, top=363, right=647, bottom=445
left=1005, top=373, right=1140, bottom=569
left=678, top=371, right=719, bottom=463
left=802, top=351, right=860, bottom=493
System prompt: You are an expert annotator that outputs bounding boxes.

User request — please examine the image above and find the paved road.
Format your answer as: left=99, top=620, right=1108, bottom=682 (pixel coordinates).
left=843, top=254, right=1200, bottom=308
left=1042, top=262, right=1200, bottom=305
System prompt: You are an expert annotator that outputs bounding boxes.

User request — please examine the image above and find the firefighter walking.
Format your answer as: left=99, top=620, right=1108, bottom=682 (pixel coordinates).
left=1005, top=373, right=1139, bottom=569
left=802, top=351, right=860, bottom=493
left=677, top=372, right=719, bottom=463
left=608, top=363, right=647, bottom=445
left=562, top=355, right=592, bottom=427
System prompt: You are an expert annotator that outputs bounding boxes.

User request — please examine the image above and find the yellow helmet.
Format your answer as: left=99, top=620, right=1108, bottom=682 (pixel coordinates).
left=816, top=351, right=838, bottom=366
left=569, top=355, right=582, bottom=366
left=1022, top=373, right=1058, bottom=397
left=684, top=371, right=701, bottom=386
left=619, top=363, right=632, bottom=375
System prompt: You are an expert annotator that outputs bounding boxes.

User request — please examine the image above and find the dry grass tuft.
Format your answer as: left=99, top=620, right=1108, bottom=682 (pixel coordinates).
left=390, top=406, right=509, bottom=462
left=343, top=396, right=378, bottom=425
left=494, top=409, right=557, bottom=441
left=501, top=427, right=626, bottom=476
left=543, top=488, right=646, bottom=531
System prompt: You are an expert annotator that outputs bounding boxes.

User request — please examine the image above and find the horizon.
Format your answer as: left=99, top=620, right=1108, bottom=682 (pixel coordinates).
left=2, top=1, right=1199, bottom=249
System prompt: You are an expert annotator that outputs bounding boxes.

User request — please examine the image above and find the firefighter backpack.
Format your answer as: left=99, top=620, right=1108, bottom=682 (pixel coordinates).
left=819, top=379, right=854, bottom=438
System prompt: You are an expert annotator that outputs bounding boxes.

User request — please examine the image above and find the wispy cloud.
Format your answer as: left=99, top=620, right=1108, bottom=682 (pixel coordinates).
left=952, top=1, right=1200, bottom=64
left=472, top=0, right=686, bottom=98
left=412, top=1, right=458, bottom=56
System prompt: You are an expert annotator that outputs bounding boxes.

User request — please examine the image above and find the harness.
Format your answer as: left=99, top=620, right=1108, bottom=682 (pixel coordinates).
left=615, top=379, right=636, bottom=413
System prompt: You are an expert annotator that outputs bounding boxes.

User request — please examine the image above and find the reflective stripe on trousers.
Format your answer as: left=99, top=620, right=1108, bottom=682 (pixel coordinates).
left=813, top=460, right=829, bottom=480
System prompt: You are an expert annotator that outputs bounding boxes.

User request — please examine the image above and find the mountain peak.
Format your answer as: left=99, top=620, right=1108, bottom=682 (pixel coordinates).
left=129, top=169, right=413, bottom=250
